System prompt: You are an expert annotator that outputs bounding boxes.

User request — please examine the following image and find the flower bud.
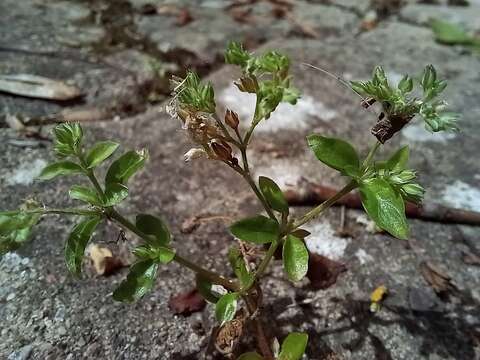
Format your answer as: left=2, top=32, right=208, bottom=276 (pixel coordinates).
left=210, top=139, right=233, bottom=162
left=234, top=75, right=259, bottom=93
left=224, top=109, right=239, bottom=129
left=390, top=170, right=416, bottom=185
left=401, top=183, right=425, bottom=204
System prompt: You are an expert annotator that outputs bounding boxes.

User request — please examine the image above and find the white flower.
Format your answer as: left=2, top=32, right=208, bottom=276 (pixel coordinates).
left=184, top=148, right=207, bottom=162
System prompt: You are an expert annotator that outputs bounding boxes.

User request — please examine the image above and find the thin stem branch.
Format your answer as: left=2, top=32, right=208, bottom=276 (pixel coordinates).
left=254, top=238, right=281, bottom=279
left=109, top=209, right=238, bottom=291
left=362, top=141, right=381, bottom=168
left=244, top=295, right=273, bottom=360
left=292, top=181, right=357, bottom=229
left=238, top=150, right=277, bottom=220
left=1, top=208, right=100, bottom=216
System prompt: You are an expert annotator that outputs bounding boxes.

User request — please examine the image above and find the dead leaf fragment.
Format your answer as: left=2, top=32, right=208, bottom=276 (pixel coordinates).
left=214, top=309, right=247, bottom=355
left=88, top=244, right=124, bottom=276
left=419, top=261, right=456, bottom=294
left=0, top=74, right=82, bottom=101
left=5, top=113, right=25, bottom=131
left=168, top=288, right=206, bottom=316
left=176, top=8, right=193, bottom=26
left=307, top=253, right=347, bottom=290
left=462, top=251, right=480, bottom=266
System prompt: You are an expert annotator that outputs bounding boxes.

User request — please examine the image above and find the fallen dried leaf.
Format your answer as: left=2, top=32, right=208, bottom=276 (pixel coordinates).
left=88, top=244, right=124, bottom=276
left=286, top=13, right=319, bottom=38
left=0, top=74, right=82, bottom=100
left=5, top=113, right=25, bottom=131
left=181, top=215, right=201, bottom=234
left=370, top=285, right=388, bottom=312
left=307, top=253, right=347, bottom=290
left=228, top=7, right=255, bottom=24
left=462, top=251, right=480, bottom=266
left=156, top=4, right=180, bottom=15
left=168, top=288, right=206, bottom=316
left=176, top=8, right=194, bottom=26
left=419, top=261, right=456, bottom=294
left=215, top=309, right=247, bottom=355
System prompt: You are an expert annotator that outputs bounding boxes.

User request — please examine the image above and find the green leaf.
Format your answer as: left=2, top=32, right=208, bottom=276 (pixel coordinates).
left=157, top=246, right=175, bottom=264
left=307, top=135, right=360, bottom=176
left=85, top=141, right=119, bottom=169
left=225, top=41, right=251, bottom=68
left=386, top=146, right=409, bottom=171
left=238, top=352, right=264, bottom=360
left=105, top=149, right=148, bottom=185
left=215, top=292, right=238, bottom=325
left=176, top=71, right=216, bottom=113
left=430, top=19, right=476, bottom=46
left=421, top=65, right=437, bottom=93
left=0, top=211, right=41, bottom=256
left=38, top=161, right=83, bottom=180
left=104, top=183, right=129, bottom=207
left=136, top=214, right=171, bottom=247
left=230, top=215, right=279, bottom=244
left=69, top=185, right=102, bottom=206
left=196, top=274, right=221, bottom=303
left=359, top=178, right=409, bottom=239
left=282, top=235, right=309, bottom=282
left=53, top=123, right=83, bottom=148
left=65, top=216, right=102, bottom=275
left=398, top=75, right=413, bottom=94
left=0, top=214, right=33, bottom=234
left=259, top=176, right=289, bottom=213
left=278, top=332, right=309, bottom=360
left=133, top=244, right=175, bottom=264
left=228, top=247, right=254, bottom=287
left=113, top=259, right=159, bottom=303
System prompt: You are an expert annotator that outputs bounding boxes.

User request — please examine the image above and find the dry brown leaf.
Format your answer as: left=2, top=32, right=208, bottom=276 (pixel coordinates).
left=5, top=113, right=25, bottom=131
left=307, top=253, right=347, bottom=290
left=168, top=288, right=206, bottom=316
left=215, top=309, right=247, bottom=355
left=88, top=244, right=124, bottom=276
left=0, top=74, right=82, bottom=101
left=176, top=8, right=193, bottom=26
left=228, top=7, right=255, bottom=24
left=286, top=13, right=319, bottom=38
left=462, top=251, right=480, bottom=266
left=156, top=4, right=180, bottom=15
left=419, top=261, right=456, bottom=294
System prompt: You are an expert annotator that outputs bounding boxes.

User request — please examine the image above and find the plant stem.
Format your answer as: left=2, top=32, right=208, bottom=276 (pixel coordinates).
left=239, top=151, right=277, bottom=220
left=254, top=238, right=281, bottom=279
left=109, top=209, right=238, bottom=291
left=1, top=208, right=100, bottom=216
left=244, top=294, right=273, bottom=360
left=362, top=141, right=381, bottom=167
left=292, top=181, right=357, bottom=229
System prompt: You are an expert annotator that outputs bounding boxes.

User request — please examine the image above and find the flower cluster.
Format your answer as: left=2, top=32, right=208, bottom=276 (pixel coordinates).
left=351, top=65, right=459, bottom=143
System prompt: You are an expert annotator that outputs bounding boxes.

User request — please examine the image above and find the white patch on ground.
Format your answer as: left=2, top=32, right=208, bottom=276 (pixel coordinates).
left=6, top=159, right=47, bottom=186
left=253, top=160, right=303, bottom=189
left=402, top=123, right=456, bottom=143
left=441, top=180, right=480, bottom=212
left=304, top=220, right=349, bottom=260
left=355, top=248, right=374, bottom=265
left=219, top=84, right=337, bottom=133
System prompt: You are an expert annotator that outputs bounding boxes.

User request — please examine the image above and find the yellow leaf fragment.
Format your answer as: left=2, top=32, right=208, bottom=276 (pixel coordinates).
left=370, top=285, right=388, bottom=312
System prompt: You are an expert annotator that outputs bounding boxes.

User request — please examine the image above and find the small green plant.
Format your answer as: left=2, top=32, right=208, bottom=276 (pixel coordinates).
left=0, top=42, right=458, bottom=359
